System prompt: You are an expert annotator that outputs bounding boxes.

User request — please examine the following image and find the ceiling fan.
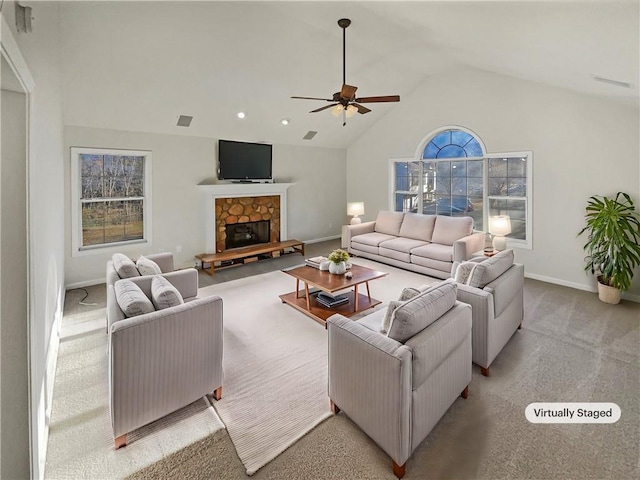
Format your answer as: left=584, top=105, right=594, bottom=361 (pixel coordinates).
left=291, top=18, right=400, bottom=126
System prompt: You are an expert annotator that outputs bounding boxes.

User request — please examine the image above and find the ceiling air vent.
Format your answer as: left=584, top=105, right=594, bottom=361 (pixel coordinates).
left=177, top=115, right=193, bottom=127
left=303, top=131, right=318, bottom=140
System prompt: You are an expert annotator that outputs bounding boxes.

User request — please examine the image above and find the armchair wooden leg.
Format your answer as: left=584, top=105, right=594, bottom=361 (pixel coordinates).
left=392, top=460, right=406, bottom=479
left=330, top=399, right=340, bottom=414
left=115, top=434, right=127, bottom=449
left=481, top=367, right=490, bottom=377
left=212, top=386, right=222, bottom=401
left=461, top=385, right=469, bottom=399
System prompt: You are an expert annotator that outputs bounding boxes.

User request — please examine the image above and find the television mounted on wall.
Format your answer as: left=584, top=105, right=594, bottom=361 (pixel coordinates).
left=218, top=139, right=272, bottom=182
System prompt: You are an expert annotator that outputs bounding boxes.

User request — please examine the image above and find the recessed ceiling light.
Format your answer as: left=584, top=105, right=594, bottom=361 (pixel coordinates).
left=280, top=118, right=290, bottom=126
left=237, top=112, right=246, bottom=119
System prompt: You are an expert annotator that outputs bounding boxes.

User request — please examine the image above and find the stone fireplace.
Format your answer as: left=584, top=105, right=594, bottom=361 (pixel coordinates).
left=225, top=220, right=270, bottom=249
left=215, top=195, right=280, bottom=252
left=199, top=183, right=293, bottom=254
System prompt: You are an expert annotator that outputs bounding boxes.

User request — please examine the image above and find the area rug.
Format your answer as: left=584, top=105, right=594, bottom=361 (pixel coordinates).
left=198, top=257, right=435, bottom=475
left=44, top=307, right=225, bottom=479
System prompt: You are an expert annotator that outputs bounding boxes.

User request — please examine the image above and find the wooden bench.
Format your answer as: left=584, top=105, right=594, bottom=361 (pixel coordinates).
left=195, top=240, right=305, bottom=275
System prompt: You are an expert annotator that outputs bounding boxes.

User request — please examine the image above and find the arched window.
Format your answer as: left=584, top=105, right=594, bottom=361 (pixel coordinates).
left=423, top=129, right=484, bottom=159
left=390, top=127, right=532, bottom=248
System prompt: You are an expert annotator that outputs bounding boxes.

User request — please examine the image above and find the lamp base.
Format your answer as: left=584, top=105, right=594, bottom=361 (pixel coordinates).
left=350, top=216, right=362, bottom=225
left=492, top=235, right=507, bottom=251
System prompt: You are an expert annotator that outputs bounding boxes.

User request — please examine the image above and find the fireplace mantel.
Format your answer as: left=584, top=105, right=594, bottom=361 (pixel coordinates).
left=198, top=183, right=294, bottom=253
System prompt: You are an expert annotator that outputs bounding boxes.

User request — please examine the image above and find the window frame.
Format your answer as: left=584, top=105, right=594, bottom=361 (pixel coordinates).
left=70, top=147, right=153, bottom=256
left=389, top=127, right=533, bottom=250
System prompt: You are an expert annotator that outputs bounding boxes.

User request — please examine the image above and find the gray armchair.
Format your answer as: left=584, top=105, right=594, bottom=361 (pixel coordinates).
left=106, top=252, right=197, bottom=331
left=447, top=249, right=524, bottom=376
left=327, top=282, right=472, bottom=478
left=107, top=275, right=223, bottom=449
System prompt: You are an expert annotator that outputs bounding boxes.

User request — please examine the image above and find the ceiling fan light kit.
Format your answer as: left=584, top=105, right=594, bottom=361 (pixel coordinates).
left=291, top=18, right=400, bottom=126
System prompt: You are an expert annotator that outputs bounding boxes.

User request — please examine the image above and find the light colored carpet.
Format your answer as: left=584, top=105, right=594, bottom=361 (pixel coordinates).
left=199, top=257, right=435, bottom=475
left=44, top=305, right=225, bottom=479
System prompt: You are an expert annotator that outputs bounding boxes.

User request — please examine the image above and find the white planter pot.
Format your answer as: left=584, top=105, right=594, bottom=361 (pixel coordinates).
left=597, top=279, right=621, bottom=305
left=329, top=261, right=347, bottom=275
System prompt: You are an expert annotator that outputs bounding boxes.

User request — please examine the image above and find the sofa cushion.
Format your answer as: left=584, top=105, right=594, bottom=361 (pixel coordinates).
left=399, top=212, right=437, bottom=242
left=399, top=284, right=434, bottom=301
left=352, top=232, right=397, bottom=247
left=151, top=276, right=184, bottom=310
left=115, top=279, right=155, bottom=318
left=136, top=255, right=162, bottom=276
left=467, top=249, right=515, bottom=288
left=374, top=211, right=405, bottom=236
left=112, top=253, right=141, bottom=279
left=387, top=282, right=457, bottom=343
left=379, top=237, right=428, bottom=253
left=410, top=243, right=454, bottom=263
left=431, top=216, right=474, bottom=246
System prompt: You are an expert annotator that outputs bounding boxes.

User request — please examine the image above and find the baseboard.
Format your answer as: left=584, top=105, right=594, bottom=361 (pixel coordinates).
left=525, top=272, right=640, bottom=303
left=66, top=278, right=104, bottom=289
left=302, top=235, right=341, bottom=245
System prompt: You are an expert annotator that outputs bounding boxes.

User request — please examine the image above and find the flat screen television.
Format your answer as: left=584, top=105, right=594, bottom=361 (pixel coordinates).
left=218, top=139, right=272, bottom=181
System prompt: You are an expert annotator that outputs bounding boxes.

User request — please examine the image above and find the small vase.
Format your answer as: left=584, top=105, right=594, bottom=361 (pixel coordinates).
left=329, top=261, right=347, bottom=275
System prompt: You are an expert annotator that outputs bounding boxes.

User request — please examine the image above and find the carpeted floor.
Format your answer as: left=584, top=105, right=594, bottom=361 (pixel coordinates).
left=53, top=239, right=640, bottom=479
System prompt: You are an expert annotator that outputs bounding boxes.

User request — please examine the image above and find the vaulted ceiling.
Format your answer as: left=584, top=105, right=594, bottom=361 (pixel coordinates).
left=59, top=1, right=639, bottom=149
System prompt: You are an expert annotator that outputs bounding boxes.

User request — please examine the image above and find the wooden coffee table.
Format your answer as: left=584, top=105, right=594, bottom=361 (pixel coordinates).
left=279, top=264, right=388, bottom=327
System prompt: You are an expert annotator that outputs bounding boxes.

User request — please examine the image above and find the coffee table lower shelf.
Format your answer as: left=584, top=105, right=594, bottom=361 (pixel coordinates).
left=279, top=290, right=381, bottom=327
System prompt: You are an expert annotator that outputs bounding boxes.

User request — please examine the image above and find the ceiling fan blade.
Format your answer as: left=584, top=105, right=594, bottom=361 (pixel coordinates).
left=310, top=103, right=338, bottom=113
left=340, top=84, right=358, bottom=100
left=352, top=103, right=371, bottom=114
left=291, top=96, right=333, bottom=101
left=354, top=95, right=400, bottom=103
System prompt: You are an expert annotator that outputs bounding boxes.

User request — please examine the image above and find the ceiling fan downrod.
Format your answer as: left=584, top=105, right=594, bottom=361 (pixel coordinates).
left=338, top=18, right=351, bottom=88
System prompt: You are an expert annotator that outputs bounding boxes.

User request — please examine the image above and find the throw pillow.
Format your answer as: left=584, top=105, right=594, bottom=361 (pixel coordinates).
left=115, top=279, right=155, bottom=318
left=381, top=300, right=404, bottom=335
left=151, top=276, right=184, bottom=310
left=454, top=261, right=478, bottom=284
left=112, top=253, right=141, bottom=279
left=398, top=287, right=420, bottom=301
left=136, top=255, right=162, bottom=276
left=387, top=282, right=457, bottom=343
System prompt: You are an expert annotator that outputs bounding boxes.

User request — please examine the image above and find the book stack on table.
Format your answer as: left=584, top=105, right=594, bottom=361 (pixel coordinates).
left=305, top=256, right=328, bottom=269
left=315, top=292, right=349, bottom=309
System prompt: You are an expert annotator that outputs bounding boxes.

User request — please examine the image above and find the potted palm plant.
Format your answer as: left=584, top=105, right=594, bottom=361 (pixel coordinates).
left=578, top=192, right=640, bottom=304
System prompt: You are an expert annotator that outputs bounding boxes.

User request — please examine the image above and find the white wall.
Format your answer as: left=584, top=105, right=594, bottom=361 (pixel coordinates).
left=347, top=67, right=640, bottom=297
left=64, top=127, right=346, bottom=286
left=1, top=1, right=65, bottom=478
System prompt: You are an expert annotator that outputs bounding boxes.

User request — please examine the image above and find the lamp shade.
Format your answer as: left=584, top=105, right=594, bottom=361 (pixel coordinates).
left=489, top=215, right=511, bottom=236
left=347, top=202, right=365, bottom=216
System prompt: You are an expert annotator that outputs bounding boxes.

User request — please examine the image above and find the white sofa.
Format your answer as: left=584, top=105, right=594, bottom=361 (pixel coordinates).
left=345, top=211, right=485, bottom=279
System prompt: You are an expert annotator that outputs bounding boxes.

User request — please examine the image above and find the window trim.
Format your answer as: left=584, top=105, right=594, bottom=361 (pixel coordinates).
left=389, top=128, right=533, bottom=250
left=70, top=147, right=153, bottom=257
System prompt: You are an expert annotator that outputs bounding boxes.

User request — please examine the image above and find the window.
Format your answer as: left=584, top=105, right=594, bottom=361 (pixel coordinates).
left=390, top=127, right=532, bottom=248
left=71, top=148, right=152, bottom=254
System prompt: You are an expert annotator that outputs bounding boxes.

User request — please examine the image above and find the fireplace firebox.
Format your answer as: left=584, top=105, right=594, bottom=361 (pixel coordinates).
left=225, top=220, right=270, bottom=250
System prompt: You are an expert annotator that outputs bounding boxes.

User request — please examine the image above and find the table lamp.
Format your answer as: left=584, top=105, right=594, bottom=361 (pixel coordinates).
left=489, top=215, right=511, bottom=251
left=347, top=202, right=365, bottom=225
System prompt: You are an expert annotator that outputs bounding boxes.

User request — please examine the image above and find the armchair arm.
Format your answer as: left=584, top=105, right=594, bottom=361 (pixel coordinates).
left=453, top=231, right=486, bottom=262
left=345, top=221, right=376, bottom=251
left=146, top=252, right=175, bottom=273
left=109, top=295, right=223, bottom=438
left=484, top=264, right=524, bottom=317
left=327, top=314, right=412, bottom=466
